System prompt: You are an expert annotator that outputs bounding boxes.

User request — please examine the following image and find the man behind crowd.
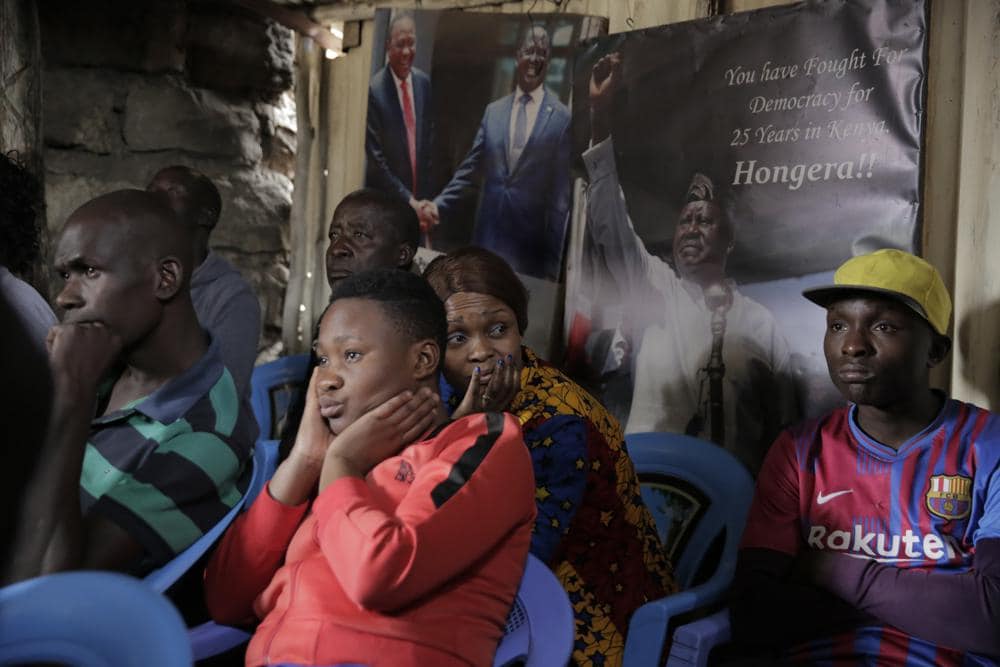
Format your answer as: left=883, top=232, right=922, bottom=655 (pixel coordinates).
left=277, top=188, right=420, bottom=446
left=584, top=52, right=797, bottom=472
left=5, top=190, right=255, bottom=582
left=147, top=165, right=261, bottom=399
left=365, top=11, right=434, bottom=226
left=206, top=269, right=536, bottom=667
left=324, top=187, right=421, bottom=289
left=423, top=24, right=572, bottom=280
left=734, top=249, right=1000, bottom=662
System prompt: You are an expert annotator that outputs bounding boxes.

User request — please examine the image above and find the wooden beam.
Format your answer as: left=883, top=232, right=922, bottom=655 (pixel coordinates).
left=235, top=0, right=341, bottom=50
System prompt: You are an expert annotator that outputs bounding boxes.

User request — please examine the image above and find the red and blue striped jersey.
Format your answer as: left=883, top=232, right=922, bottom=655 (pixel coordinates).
left=742, top=397, right=1000, bottom=665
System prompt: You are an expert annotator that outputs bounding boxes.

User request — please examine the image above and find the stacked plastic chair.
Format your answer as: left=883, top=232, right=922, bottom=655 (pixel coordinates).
left=622, top=432, right=755, bottom=666
left=493, top=553, right=574, bottom=667
left=0, top=570, right=192, bottom=666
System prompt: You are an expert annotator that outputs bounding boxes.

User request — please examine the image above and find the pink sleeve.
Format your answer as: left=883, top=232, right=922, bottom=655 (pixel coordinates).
left=312, top=412, right=536, bottom=612
left=740, top=431, right=802, bottom=555
left=204, top=482, right=309, bottom=625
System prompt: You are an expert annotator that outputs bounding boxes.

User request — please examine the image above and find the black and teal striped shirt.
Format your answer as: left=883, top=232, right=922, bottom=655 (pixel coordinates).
left=80, top=336, right=257, bottom=566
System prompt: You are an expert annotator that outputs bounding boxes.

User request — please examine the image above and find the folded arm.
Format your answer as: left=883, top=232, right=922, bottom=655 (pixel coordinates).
left=815, top=538, right=1000, bottom=655
left=732, top=431, right=871, bottom=648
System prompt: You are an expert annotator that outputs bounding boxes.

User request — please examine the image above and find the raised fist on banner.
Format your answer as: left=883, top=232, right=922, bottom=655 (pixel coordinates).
left=589, top=51, right=622, bottom=144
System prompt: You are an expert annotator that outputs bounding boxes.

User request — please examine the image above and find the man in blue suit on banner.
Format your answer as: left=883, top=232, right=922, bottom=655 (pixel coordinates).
left=425, top=25, right=572, bottom=280
left=365, top=12, right=434, bottom=223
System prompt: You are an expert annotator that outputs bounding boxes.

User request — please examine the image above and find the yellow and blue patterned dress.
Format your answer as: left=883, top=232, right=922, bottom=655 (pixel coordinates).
left=448, top=347, right=675, bottom=666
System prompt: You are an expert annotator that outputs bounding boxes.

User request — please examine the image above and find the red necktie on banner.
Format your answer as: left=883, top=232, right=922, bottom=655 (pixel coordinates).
left=400, top=79, right=417, bottom=194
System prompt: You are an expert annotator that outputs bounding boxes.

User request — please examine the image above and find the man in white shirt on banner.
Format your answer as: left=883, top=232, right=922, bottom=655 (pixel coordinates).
left=582, top=52, right=798, bottom=472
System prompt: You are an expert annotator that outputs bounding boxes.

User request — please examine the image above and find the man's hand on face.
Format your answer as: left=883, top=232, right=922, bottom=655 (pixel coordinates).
left=47, top=322, right=123, bottom=397
left=451, top=355, right=520, bottom=420
left=320, top=387, right=440, bottom=488
left=589, top=52, right=623, bottom=144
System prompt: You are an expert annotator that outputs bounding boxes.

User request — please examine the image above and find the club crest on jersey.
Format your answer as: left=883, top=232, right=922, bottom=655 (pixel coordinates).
left=926, top=475, right=972, bottom=520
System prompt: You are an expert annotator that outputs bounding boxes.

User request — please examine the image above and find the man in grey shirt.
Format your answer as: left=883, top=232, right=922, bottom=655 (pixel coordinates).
left=1, top=152, right=56, bottom=351
left=148, top=166, right=261, bottom=398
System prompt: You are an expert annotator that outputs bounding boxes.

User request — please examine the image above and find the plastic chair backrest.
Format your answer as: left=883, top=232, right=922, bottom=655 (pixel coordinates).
left=0, top=570, right=192, bottom=666
left=144, top=449, right=261, bottom=593
left=493, top=553, right=574, bottom=667
left=244, top=438, right=281, bottom=507
left=251, top=354, right=312, bottom=440
left=626, top=432, right=755, bottom=590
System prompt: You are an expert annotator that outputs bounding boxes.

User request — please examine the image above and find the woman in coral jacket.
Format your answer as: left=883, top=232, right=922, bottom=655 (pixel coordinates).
left=204, top=270, right=536, bottom=667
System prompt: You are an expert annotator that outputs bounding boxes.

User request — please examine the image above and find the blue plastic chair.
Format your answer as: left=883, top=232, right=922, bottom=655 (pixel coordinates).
left=251, top=353, right=312, bottom=440
left=192, top=554, right=572, bottom=666
left=494, top=553, right=574, bottom=667
left=144, top=446, right=262, bottom=593
left=186, top=440, right=279, bottom=661
left=185, top=355, right=310, bottom=659
left=0, top=570, right=192, bottom=666
left=622, top=432, right=755, bottom=667
left=668, top=608, right=731, bottom=666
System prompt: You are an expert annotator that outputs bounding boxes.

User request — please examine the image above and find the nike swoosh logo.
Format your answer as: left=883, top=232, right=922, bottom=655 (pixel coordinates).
left=817, top=489, right=853, bottom=505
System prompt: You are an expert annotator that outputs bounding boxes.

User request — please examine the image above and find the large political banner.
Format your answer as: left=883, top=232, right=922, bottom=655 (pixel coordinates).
left=363, top=9, right=606, bottom=357
left=564, top=0, right=928, bottom=472
left=364, top=8, right=607, bottom=283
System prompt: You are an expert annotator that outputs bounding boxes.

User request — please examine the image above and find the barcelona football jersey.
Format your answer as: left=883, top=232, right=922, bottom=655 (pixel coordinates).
left=742, top=397, right=1000, bottom=665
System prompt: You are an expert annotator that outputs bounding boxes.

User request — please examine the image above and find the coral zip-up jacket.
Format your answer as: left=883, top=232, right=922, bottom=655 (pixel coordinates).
left=205, top=412, right=536, bottom=667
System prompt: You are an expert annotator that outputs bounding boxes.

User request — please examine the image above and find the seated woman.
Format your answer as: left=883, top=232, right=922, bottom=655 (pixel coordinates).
left=204, top=270, right=536, bottom=667
left=424, top=247, right=676, bottom=666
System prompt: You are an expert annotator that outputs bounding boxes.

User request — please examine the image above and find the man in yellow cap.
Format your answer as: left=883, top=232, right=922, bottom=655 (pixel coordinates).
left=731, top=248, right=1000, bottom=662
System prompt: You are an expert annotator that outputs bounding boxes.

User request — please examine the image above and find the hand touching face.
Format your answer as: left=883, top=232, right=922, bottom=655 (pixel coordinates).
left=442, top=291, right=523, bottom=415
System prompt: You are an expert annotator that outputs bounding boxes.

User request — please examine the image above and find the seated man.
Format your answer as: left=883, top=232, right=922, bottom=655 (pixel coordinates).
left=5, top=190, right=255, bottom=582
left=147, top=165, right=261, bottom=398
left=733, top=249, right=1000, bottom=663
left=1, top=151, right=56, bottom=351
left=324, top=187, right=421, bottom=288
left=275, top=188, right=420, bottom=444
left=205, top=269, right=536, bottom=667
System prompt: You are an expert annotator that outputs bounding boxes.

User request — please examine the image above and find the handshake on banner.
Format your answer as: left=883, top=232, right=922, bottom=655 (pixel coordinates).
left=409, top=198, right=440, bottom=233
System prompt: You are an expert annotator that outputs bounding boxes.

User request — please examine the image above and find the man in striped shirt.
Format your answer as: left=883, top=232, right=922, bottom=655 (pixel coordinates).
left=6, top=190, right=255, bottom=581
left=733, top=249, right=1000, bottom=665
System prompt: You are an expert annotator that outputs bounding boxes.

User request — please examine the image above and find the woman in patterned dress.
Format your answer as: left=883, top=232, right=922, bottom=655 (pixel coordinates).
left=424, top=247, right=675, bottom=667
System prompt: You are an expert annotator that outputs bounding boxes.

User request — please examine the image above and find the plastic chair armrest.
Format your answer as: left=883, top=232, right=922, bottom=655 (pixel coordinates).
left=189, top=621, right=252, bottom=662
left=622, top=575, right=731, bottom=666
left=667, top=609, right=731, bottom=667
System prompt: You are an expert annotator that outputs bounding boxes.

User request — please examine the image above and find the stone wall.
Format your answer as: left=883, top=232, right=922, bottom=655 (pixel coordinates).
left=39, top=0, right=295, bottom=356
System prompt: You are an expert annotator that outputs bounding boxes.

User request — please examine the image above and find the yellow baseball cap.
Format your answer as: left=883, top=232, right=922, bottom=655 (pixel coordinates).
left=802, top=249, right=951, bottom=336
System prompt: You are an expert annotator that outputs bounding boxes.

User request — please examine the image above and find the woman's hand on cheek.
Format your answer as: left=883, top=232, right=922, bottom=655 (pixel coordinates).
left=267, top=370, right=334, bottom=507
left=451, top=355, right=520, bottom=419
left=319, top=387, right=439, bottom=490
